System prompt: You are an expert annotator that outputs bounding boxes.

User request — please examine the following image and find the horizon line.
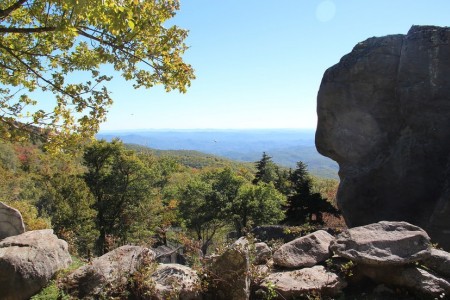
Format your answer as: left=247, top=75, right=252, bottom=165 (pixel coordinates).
left=98, top=127, right=317, bottom=133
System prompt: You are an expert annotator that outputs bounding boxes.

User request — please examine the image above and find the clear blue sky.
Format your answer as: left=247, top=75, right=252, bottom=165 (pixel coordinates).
left=100, top=0, right=450, bottom=131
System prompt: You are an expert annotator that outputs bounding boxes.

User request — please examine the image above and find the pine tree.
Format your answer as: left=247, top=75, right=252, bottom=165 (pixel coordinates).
left=284, top=162, right=339, bottom=225
left=253, top=152, right=278, bottom=185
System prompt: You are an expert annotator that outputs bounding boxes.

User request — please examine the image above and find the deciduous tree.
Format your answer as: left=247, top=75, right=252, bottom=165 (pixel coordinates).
left=83, top=139, right=160, bottom=254
left=0, top=0, right=194, bottom=149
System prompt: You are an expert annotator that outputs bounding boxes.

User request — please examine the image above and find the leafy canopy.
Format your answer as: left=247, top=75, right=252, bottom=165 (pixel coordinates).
left=0, top=0, right=194, bottom=149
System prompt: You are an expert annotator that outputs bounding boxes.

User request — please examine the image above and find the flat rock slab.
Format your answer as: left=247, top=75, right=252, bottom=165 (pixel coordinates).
left=330, top=221, right=431, bottom=265
left=261, top=265, right=346, bottom=299
left=150, top=263, right=202, bottom=300
left=0, top=229, right=72, bottom=300
left=0, top=202, right=25, bottom=240
left=273, top=230, right=334, bottom=268
left=62, top=245, right=155, bottom=299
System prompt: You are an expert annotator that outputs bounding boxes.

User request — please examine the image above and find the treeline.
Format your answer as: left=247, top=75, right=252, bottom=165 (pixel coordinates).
left=0, top=139, right=340, bottom=257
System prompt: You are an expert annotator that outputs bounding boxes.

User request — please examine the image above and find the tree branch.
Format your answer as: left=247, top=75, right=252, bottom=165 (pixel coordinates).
left=77, top=28, right=160, bottom=70
left=0, top=44, right=77, bottom=101
left=0, top=26, right=56, bottom=33
left=0, top=0, right=28, bottom=19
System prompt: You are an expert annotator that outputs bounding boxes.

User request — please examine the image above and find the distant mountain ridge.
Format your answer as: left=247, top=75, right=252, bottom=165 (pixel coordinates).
left=97, top=129, right=339, bottom=179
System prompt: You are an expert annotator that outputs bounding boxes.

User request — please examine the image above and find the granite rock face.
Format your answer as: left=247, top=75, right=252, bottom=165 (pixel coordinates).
left=316, top=25, right=450, bottom=249
left=0, top=202, right=25, bottom=240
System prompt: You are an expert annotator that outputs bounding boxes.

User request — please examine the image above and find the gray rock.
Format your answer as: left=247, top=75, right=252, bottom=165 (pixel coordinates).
left=207, top=237, right=250, bottom=300
left=261, top=265, right=346, bottom=299
left=330, top=221, right=431, bottom=265
left=61, top=245, right=155, bottom=299
left=0, top=229, right=72, bottom=300
left=273, top=230, right=334, bottom=268
left=149, top=264, right=202, bottom=300
left=254, top=242, right=271, bottom=265
left=0, top=202, right=25, bottom=239
left=422, top=248, right=450, bottom=278
left=358, top=264, right=450, bottom=298
left=315, top=25, right=450, bottom=250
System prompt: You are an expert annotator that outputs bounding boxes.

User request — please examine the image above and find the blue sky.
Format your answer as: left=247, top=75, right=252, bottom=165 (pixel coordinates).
left=100, top=0, right=450, bottom=131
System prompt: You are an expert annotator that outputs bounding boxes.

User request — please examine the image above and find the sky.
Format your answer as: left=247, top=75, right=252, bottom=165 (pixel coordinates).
left=99, top=0, right=450, bottom=131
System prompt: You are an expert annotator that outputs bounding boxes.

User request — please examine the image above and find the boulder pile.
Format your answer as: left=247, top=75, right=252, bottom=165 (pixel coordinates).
left=1, top=215, right=450, bottom=299
left=252, top=221, right=450, bottom=299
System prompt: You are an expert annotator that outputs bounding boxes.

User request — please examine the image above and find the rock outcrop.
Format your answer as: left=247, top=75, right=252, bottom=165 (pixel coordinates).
left=61, top=245, right=155, bottom=299
left=330, top=221, right=431, bottom=265
left=0, top=202, right=25, bottom=239
left=316, top=25, right=450, bottom=249
left=0, top=229, right=72, bottom=300
left=273, top=230, right=334, bottom=268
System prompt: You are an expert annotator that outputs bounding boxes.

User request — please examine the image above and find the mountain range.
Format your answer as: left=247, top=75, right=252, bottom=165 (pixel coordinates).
left=97, top=129, right=339, bottom=179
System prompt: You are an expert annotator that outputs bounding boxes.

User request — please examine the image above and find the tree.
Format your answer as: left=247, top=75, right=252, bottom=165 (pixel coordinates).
left=253, top=152, right=278, bottom=185
left=0, top=0, right=194, bottom=148
left=39, top=174, right=98, bottom=257
left=230, top=182, right=285, bottom=237
left=284, top=162, right=339, bottom=225
left=178, top=175, right=222, bottom=255
left=83, top=139, right=161, bottom=254
left=178, top=168, right=243, bottom=254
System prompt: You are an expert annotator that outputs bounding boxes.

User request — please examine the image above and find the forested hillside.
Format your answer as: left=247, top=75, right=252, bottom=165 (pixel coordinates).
left=0, top=139, right=341, bottom=258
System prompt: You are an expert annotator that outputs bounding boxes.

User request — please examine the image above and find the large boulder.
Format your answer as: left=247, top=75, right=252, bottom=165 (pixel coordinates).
left=316, top=25, right=450, bottom=249
left=273, top=230, right=334, bottom=268
left=0, top=202, right=25, bottom=239
left=0, top=229, right=72, bottom=300
left=61, top=245, right=155, bottom=298
left=330, top=221, right=431, bottom=265
left=261, top=265, right=346, bottom=299
left=144, top=263, right=202, bottom=300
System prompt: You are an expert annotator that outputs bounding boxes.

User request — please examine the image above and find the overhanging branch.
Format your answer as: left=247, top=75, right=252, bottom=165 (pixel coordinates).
left=0, top=0, right=28, bottom=19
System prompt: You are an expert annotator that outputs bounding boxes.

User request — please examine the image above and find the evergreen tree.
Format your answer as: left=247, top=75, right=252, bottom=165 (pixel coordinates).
left=284, top=162, right=339, bottom=225
left=253, top=152, right=278, bottom=185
